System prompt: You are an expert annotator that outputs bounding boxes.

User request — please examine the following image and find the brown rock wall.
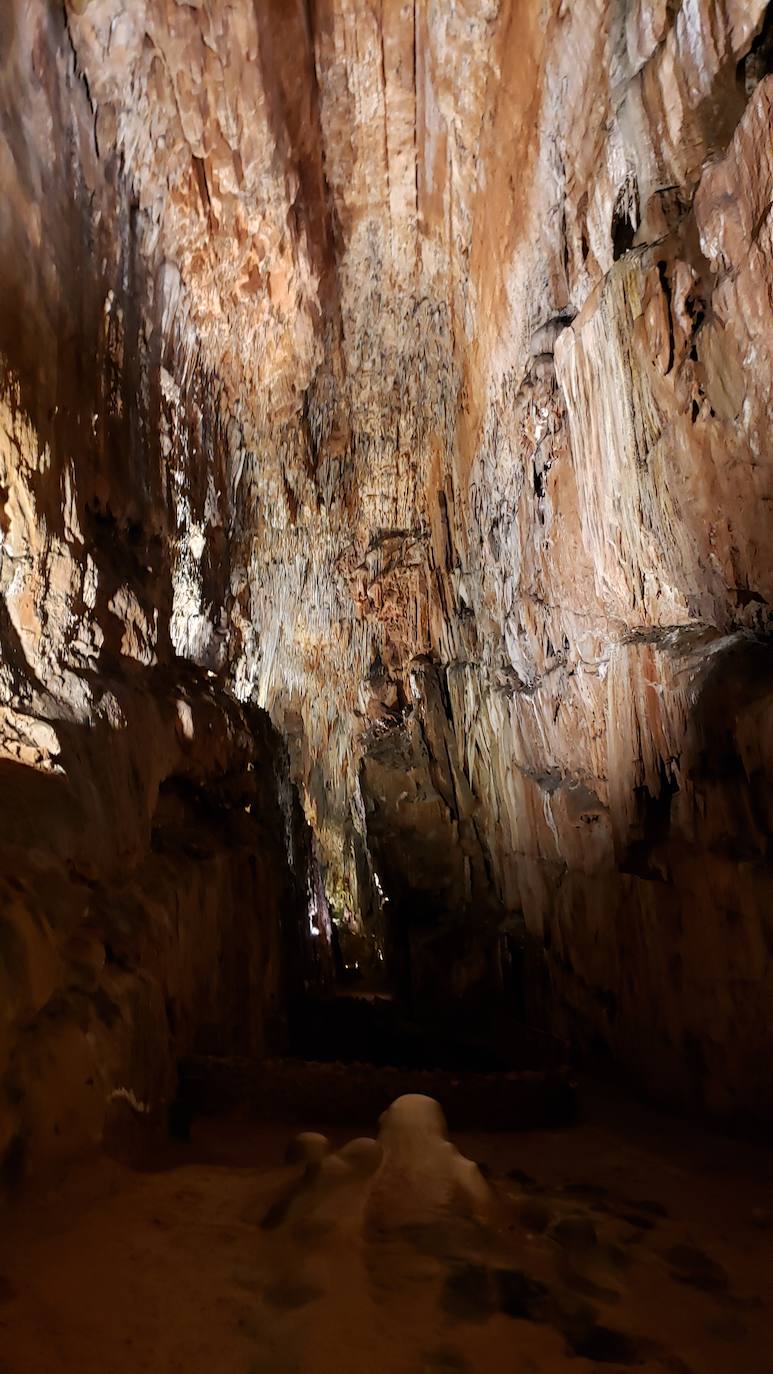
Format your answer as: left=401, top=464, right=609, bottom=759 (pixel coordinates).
left=0, top=1, right=325, bottom=1180
left=3, top=0, right=772, bottom=1120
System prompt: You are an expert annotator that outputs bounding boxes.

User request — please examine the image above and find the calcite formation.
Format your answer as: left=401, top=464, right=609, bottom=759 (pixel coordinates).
left=365, top=1093, right=491, bottom=1231
left=264, top=1094, right=489, bottom=1234
left=1, top=0, right=772, bottom=1154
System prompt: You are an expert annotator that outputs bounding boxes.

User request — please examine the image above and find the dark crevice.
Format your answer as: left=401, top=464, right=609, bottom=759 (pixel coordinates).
left=611, top=179, right=639, bottom=260
left=737, top=3, right=773, bottom=94
left=657, top=259, right=675, bottom=374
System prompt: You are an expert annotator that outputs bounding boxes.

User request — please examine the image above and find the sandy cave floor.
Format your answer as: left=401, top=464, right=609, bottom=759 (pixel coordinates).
left=1, top=1089, right=772, bottom=1374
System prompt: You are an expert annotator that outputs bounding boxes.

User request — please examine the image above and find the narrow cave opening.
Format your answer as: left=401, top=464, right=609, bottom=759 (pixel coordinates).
left=611, top=199, right=637, bottom=260
left=288, top=852, right=526, bottom=1076
left=610, top=171, right=641, bottom=262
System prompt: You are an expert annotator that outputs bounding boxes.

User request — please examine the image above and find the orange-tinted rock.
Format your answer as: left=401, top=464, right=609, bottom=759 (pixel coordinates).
left=2, top=0, right=772, bottom=1141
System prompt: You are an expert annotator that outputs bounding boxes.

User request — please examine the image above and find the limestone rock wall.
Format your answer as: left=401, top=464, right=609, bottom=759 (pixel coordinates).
left=5, top=0, right=772, bottom=1119
left=0, top=0, right=327, bottom=1182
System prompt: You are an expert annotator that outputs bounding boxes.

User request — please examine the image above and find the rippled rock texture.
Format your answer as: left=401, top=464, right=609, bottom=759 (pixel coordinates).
left=2, top=0, right=772, bottom=1127
left=0, top=0, right=328, bottom=1178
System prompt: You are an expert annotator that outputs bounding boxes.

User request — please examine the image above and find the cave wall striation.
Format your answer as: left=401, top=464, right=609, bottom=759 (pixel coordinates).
left=0, top=0, right=327, bottom=1180
left=2, top=0, right=772, bottom=1123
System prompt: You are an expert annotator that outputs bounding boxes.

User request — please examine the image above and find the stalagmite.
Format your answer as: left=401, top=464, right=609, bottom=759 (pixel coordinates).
left=366, top=1095, right=492, bottom=1231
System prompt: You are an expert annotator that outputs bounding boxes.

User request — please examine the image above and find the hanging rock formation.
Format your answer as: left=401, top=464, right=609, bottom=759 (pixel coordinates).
left=1, top=0, right=772, bottom=1141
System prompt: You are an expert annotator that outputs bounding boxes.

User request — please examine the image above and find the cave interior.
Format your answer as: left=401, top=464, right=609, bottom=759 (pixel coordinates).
left=1, top=2, right=773, bottom=1371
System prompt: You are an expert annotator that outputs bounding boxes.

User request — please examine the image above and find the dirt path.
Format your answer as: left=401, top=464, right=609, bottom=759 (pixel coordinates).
left=1, top=1093, right=772, bottom=1373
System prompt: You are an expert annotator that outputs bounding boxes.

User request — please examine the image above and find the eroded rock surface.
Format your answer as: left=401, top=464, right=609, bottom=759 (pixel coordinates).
left=0, top=0, right=328, bottom=1179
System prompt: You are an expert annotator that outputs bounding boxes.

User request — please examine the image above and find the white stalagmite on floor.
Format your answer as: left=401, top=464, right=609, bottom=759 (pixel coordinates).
left=358, top=1094, right=491, bottom=1231
left=266, top=1096, right=490, bottom=1236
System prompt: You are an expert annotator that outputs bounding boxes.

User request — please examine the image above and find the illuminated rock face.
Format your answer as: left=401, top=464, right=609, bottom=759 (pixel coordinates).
left=0, top=0, right=328, bottom=1177
left=1, top=0, right=772, bottom=1141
